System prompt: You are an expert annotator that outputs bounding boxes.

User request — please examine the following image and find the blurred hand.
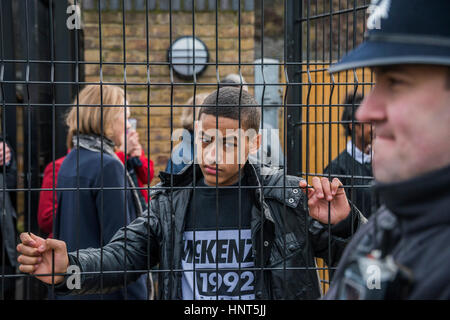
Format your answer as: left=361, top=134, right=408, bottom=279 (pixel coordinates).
left=17, top=232, right=69, bottom=285
left=0, top=142, right=11, bottom=166
left=126, top=131, right=142, bottom=158
left=300, top=177, right=350, bottom=225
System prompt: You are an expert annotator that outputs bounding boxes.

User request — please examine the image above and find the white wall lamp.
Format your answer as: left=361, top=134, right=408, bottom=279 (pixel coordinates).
left=167, top=36, right=209, bottom=79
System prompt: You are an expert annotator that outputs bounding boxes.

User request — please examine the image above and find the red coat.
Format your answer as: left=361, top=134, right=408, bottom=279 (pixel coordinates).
left=37, top=150, right=154, bottom=238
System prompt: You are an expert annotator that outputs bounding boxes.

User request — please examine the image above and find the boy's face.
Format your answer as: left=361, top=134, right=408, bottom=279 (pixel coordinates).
left=195, top=114, right=261, bottom=186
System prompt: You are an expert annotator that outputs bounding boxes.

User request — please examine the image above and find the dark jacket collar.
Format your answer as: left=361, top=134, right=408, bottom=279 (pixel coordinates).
left=158, top=161, right=199, bottom=188
left=156, top=161, right=303, bottom=209
left=374, top=164, right=450, bottom=233
left=158, top=161, right=263, bottom=188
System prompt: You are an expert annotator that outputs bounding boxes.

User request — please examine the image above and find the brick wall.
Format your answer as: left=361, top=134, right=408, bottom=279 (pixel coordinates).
left=82, top=4, right=255, bottom=185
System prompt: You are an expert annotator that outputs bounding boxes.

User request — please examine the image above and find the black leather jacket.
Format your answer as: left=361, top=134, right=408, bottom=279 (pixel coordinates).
left=58, top=162, right=364, bottom=299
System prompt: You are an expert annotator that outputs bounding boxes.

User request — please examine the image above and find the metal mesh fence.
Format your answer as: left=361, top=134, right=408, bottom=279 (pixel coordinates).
left=0, top=0, right=373, bottom=300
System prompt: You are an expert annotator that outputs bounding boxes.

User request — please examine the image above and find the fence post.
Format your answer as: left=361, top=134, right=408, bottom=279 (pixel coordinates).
left=285, top=0, right=302, bottom=175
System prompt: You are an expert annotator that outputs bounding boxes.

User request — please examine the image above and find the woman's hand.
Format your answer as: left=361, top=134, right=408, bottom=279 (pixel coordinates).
left=126, top=131, right=142, bottom=158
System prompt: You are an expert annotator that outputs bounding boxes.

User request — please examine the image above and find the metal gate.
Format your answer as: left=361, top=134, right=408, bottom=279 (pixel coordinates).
left=1, top=0, right=373, bottom=300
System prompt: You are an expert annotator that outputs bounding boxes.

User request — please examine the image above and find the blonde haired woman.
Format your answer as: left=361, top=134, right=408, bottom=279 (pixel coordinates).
left=54, top=85, right=148, bottom=300
left=165, top=92, right=210, bottom=173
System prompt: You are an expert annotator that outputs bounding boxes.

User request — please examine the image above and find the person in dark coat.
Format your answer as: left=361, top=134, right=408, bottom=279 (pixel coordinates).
left=0, top=137, right=18, bottom=299
left=324, top=0, right=450, bottom=299
left=37, top=131, right=154, bottom=239
left=15, top=87, right=365, bottom=300
left=324, top=94, right=374, bottom=218
left=53, top=85, right=149, bottom=300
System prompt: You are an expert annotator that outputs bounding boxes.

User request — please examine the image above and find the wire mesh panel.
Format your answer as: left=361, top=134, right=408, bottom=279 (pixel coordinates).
left=0, top=0, right=373, bottom=300
left=294, top=0, right=374, bottom=293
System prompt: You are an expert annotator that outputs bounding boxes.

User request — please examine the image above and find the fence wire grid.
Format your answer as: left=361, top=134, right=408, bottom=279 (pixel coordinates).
left=0, top=0, right=374, bottom=300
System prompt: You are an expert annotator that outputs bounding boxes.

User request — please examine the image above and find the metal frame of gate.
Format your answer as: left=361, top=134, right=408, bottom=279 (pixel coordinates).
left=0, top=0, right=373, bottom=300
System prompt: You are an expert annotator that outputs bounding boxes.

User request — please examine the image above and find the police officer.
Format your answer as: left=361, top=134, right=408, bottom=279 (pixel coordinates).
left=325, top=0, right=450, bottom=299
